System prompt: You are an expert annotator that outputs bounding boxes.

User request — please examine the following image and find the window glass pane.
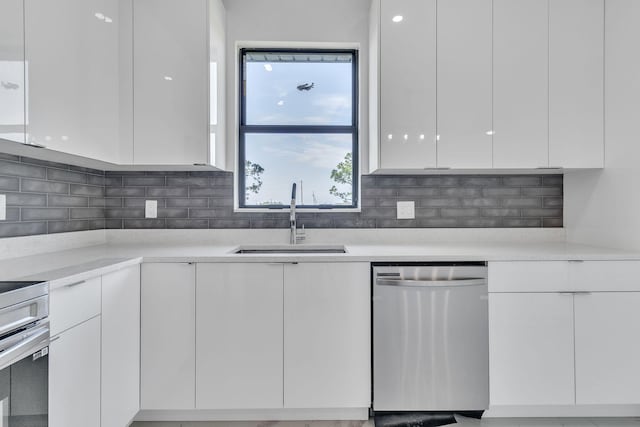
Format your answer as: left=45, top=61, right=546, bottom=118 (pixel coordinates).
left=244, top=133, right=353, bottom=206
left=245, top=52, right=353, bottom=126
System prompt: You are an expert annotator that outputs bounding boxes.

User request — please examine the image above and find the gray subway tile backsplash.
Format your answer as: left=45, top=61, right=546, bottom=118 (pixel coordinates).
left=0, top=155, right=564, bottom=238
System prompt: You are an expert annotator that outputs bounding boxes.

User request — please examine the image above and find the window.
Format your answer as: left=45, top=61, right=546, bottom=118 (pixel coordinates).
left=238, top=49, right=358, bottom=208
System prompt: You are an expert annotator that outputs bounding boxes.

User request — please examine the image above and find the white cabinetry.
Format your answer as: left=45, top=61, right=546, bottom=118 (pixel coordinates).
left=574, top=292, right=640, bottom=404
left=141, top=263, right=196, bottom=410
left=489, top=293, right=575, bottom=406
left=0, top=0, right=25, bottom=144
left=489, top=260, right=640, bottom=411
left=102, top=265, right=141, bottom=427
left=378, top=0, right=437, bottom=169
left=493, top=0, right=549, bottom=168
left=49, top=316, right=101, bottom=427
left=436, top=0, right=492, bottom=169
left=196, top=263, right=283, bottom=409
left=283, top=263, right=370, bottom=408
left=24, top=0, right=120, bottom=162
left=549, top=0, right=604, bottom=168
left=133, top=0, right=210, bottom=165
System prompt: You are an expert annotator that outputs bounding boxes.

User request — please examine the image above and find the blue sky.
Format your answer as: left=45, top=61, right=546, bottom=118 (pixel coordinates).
left=244, top=58, right=353, bottom=205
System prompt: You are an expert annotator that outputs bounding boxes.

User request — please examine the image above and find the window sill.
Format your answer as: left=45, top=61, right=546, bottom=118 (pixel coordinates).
left=235, top=207, right=361, bottom=214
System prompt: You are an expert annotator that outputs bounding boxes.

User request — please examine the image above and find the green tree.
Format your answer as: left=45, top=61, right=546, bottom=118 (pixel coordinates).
left=329, top=152, right=352, bottom=204
left=245, top=160, right=264, bottom=201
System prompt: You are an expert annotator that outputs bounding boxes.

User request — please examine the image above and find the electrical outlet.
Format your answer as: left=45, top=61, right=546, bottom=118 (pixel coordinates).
left=145, top=200, right=158, bottom=219
left=396, top=201, right=415, bottom=219
left=0, top=195, right=5, bottom=221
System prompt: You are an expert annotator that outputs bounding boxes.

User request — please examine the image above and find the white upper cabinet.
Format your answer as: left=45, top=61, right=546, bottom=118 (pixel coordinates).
left=378, top=0, right=437, bottom=169
left=133, top=0, right=210, bottom=165
left=0, top=0, right=25, bottom=144
left=493, top=0, right=549, bottom=169
left=436, top=0, right=492, bottom=169
left=549, top=0, right=604, bottom=168
left=24, top=0, right=120, bottom=163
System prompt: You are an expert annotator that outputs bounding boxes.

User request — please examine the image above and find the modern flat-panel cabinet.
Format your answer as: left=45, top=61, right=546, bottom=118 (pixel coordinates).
left=49, top=316, right=101, bottom=427
left=549, top=0, right=604, bottom=168
left=102, top=265, right=141, bottom=427
left=133, top=0, right=210, bottom=165
left=283, top=263, right=370, bottom=408
left=0, top=0, right=25, bottom=144
left=141, top=263, right=196, bottom=410
left=492, top=0, right=549, bottom=169
left=378, top=0, right=437, bottom=169
left=436, top=0, right=492, bottom=169
left=574, top=292, right=640, bottom=404
left=24, top=0, right=120, bottom=163
left=196, top=263, right=284, bottom=409
left=489, top=293, right=576, bottom=405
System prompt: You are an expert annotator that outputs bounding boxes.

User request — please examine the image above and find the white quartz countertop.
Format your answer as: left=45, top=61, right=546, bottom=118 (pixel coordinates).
left=1, top=240, right=639, bottom=282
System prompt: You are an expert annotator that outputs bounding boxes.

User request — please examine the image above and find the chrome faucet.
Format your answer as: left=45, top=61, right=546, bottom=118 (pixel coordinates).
left=289, top=183, right=305, bottom=244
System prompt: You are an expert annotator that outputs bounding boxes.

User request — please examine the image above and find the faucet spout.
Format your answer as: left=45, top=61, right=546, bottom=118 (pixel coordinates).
left=290, top=183, right=297, bottom=244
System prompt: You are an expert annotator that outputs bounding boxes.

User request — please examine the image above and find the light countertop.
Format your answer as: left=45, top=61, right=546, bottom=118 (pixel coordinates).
left=1, top=240, right=639, bottom=284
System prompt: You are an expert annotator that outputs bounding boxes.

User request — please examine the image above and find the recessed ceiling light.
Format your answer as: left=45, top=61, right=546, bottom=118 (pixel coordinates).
left=392, top=15, right=403, bottom=23
left=264, top=64, right=273, bottom=72
left=104, top=16, right=113, bottom=23
left=485, top=130, right=495, bottom=136
left=419, top=134, right=425, bottom=140
left=94, top=12, right=105, bottom=20
left=164, top=76, right=173, bottom=81
left=387, top=134, right=393, bottom=140
left=436, top=134, right=441, bottom=141
left=403, top=134, right=408, bottom=140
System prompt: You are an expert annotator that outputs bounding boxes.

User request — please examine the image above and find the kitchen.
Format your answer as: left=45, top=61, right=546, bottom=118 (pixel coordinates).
left=0, top=0, right=639, bottom=426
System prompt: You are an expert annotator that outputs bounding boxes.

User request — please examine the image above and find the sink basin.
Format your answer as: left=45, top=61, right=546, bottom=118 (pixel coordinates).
left=232, top=244, right=347, bottom=254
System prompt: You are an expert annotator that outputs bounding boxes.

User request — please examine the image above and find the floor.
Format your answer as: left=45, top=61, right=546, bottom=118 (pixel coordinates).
left=131, top=417, right=640, bottom=427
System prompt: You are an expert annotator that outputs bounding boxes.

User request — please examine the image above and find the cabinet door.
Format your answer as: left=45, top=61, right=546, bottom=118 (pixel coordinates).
left=493, top=0, right=549, bottom=168
left=196, top=263, right=283, bottom=409
left=574, top=292, right=640, bottom=404
left=24, top=0, right=120, bottom=162
left=133, top=0, right=209, bottom=165
left=283, top=263, right=370, bottom=408
left=141, top=263, right=195, bottom=409
left=49, top=316, right=101, bottom=427
left=437, top=0, right=492, bottom=168
left=0, top=0, right=25, bottom=144
left=102, top=265, right=140, bottom=427
left=549, top=0, right=604, bottom=168
left=379, top=0, right=437, bottom=169
left=489, top=293, right=575, bottom=406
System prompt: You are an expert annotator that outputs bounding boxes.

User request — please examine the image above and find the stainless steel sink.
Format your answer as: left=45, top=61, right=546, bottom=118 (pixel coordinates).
left=232, top=244, right=347, bottom=254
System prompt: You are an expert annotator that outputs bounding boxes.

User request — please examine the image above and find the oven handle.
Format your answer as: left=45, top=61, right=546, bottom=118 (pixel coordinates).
left=376, top=278, right=487, bottom=288
left=0, top=323, right=49, bottom=371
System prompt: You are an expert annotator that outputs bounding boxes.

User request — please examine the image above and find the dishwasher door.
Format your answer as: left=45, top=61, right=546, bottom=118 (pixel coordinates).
left=373, top=264, right=489, bottom=412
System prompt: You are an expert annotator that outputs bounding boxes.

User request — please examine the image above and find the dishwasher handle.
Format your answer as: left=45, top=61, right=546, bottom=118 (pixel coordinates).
left=376, top=277, right=486, bottom=288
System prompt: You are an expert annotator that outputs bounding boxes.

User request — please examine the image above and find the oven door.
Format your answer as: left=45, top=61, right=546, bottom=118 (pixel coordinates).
left=0, top=322, right=49, bottom=427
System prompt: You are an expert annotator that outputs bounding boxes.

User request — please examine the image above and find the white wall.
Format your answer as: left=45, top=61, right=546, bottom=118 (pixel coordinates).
left=222, top=0, right=371, bottom=172
left=565, top=0, right=640, bottom=250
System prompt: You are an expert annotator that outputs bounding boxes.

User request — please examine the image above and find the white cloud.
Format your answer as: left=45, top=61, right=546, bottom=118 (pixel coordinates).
left=263, top=137, right=350, bottom=169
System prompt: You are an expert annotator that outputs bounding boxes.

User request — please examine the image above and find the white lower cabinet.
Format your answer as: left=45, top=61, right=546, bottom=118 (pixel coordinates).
left=196, top=263, right=284, bottom=409
left=283, top=263, right=370, bottom=409
left=574, top=292, right=640, bottom=405
left=489, top=293, right=575, bottom=406
left=49, top=316, right=101, bottom=427
left=102, top=265, right=141, bottom=427
left=141, top=263, right=196, bottom=410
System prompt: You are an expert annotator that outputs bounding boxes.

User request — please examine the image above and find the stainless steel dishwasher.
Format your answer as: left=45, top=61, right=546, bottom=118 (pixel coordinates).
left=373, top=263, right=489, bottom=412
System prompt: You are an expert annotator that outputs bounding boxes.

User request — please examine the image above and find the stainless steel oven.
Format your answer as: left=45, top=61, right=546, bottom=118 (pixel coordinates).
left=0, top=281, right=49, bottom=427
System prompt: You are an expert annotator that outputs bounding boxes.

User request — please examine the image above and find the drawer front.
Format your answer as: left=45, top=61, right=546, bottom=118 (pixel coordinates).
left=488, top=261, right=569, bottom=293
left=570, top=261, right=640, bottom=292
left=50, top=276, right=101, bottom=336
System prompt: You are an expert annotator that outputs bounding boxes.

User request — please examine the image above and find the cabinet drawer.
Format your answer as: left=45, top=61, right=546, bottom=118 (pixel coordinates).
left=50, top=276, right=101, bottom=336
left=570, top=261, right=640, bottom=292
left=489, top=261, right=569, bottom=292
